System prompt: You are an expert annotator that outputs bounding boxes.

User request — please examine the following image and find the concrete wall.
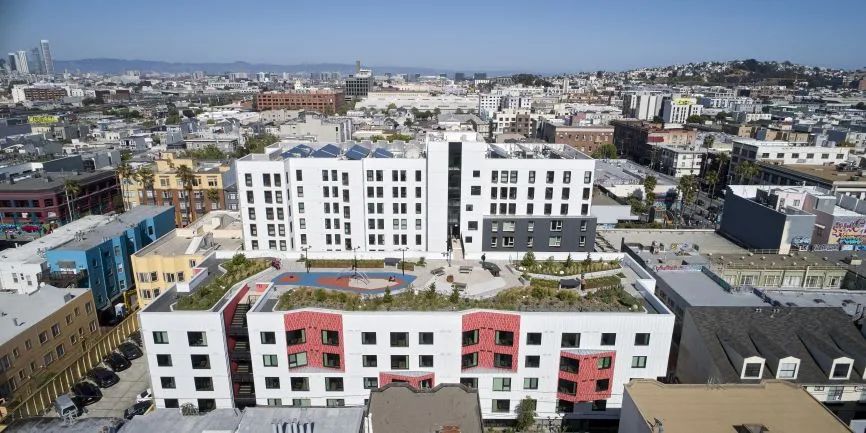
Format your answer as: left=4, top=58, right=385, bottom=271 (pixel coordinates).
left=719, top=192, right=815, bottom=251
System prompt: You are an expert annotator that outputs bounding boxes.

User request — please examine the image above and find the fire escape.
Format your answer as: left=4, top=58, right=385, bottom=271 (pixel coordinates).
left=228, top=301, right=255, bottom=408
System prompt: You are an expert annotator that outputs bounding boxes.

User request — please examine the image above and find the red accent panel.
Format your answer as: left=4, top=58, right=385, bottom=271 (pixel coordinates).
left=461, top=312, right=520, bottom=372
left=283, top=311, right=345, bottom=372
left=222, top=285, right=250, bottom=330
left=379, top=372, right=435, bottom=389
left=557, top=350, right=616, bottom=403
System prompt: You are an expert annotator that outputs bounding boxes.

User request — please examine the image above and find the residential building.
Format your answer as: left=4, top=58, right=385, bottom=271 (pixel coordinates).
left=120, top=406, right=365, bottom=433
left=676, top=306, right=866, bottom=424
left=124, top=153, right=235, bottom=227
left=621, top=92, right=664, bottom=121
left=755, top=126, right=810, bottom=143
left=619, top=380, right=851, bottom=433
left=661, top=97, right=703, bottom=124
left=611, top=120, right=697, bottom=166
left=368, top=384, right=483, bottom=433
left=358, top=94, right=477, bottom=112
left=277, top=116, right=353, bottom=143
left=131, top=211, right=244, bottom=308
left=139, top=268, right=674, bottom=426
left=729, top=138, right=851, bottom=184
left=235, top=132, right=599, bottom=259
left=478, top=94, right=503, bottom=118
left=43, top=205, right=175, bottom=312
left=0, top=170, right=119, bottom=226
left=754, top=161, right=866, bottom=198
left=538, top=123, right=614, bottom=155
left=181, top=135, right=240, bottom=154
left=0, top=287, right=100, bottom=409
left=11, top=86, right=68, bottom=103
left=255, top=90, right=345, bottom=113
left=491, top=109, right=532, bottom=137
left=654, top=145, right=705, bottom=178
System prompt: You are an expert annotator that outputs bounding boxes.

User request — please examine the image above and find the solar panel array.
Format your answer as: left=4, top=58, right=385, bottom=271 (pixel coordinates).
left=345, top=145, right=371, bottom=160
left=311, top=143, right=341, bottom=158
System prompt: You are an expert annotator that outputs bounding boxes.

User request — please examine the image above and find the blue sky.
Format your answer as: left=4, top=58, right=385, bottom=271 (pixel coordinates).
left=1, top=0, right=863, bottom=72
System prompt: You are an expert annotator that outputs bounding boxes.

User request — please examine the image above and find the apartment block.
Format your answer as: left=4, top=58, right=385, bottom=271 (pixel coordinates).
left=538, top=122, right=614, bottom=155
left=255, top=90, right=345, bottom=113
left=611, top=120, right=697, bottom=166
left=234, top=132, right=598, bottom=259
left=661, top=98, right=703, bottom=124
left=0, top=170, right=119, bottom=225
left=729, top=138, right=851, bottom=183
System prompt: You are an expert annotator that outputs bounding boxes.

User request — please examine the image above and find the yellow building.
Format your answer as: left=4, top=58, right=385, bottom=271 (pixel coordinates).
left=123, top=153, right=235, bottom=227
left=0, top=287, right=101, bottom=406
left=131, top=211, right=244, bottom=308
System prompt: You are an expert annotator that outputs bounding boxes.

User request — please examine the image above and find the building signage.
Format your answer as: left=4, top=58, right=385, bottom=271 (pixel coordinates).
left=27, top=115, right=60, bottom=124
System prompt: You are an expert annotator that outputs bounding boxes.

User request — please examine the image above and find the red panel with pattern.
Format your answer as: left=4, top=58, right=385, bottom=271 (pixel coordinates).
left=379, top=372, right=435, bottom=389
left=557, top=350, right=616, bottom=403
left=283, top=311, right=345, bottom=371
left=461, top=312, right=520, bottom=372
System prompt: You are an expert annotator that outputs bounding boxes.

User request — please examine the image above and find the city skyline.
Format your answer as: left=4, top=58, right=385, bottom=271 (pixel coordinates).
left=1, top=0, right=864, bottom=73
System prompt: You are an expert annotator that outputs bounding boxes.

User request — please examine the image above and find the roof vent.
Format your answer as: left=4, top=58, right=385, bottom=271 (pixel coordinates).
left=736, top=424, right=769, bottom=433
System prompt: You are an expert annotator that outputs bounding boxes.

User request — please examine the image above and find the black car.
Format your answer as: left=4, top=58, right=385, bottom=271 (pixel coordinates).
left=70, top=381, right=102, bottom=405
left=86, top=367, right=119, bottom=388
left=124, top=400, right=153, bottom=419
left=118, top=342, right=143, bottom=360
left=104, top=352, right=131, bottom=372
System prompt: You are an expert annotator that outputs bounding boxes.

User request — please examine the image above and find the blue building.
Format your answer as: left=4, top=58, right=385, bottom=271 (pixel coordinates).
left=44, top=205, right=174, bottom=314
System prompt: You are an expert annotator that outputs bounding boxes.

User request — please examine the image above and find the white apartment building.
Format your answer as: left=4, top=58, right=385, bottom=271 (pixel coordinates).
left=234, top=132, right=598, bottom=260
left=621, top=92, right=665, bottom=121
left=140, top=273, right=675, bottom=424
left=277, top=117, right=353, bottom=143
left=654, top=145, right=706, bottom=178
left=730, top=138, right=852, bottom=182
left=478, top=94, right=503, bottom=118
left=661, top=98, right=703, bottom=124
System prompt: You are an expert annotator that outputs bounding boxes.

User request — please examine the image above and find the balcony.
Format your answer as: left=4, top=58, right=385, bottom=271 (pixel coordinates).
left=230, top=341, right=251, bottom=361
left=232, top=362, right=254, bottom=383
left=227, top=326, right=248, bottom=337
left=38, top=270, right=88, bottom=288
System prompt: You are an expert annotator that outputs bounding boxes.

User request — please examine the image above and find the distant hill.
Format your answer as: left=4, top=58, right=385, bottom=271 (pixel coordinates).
left=54, top=58, right=508, bottom=76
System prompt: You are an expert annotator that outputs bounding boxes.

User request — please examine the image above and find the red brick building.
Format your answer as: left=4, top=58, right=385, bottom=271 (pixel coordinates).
left=0, top=171, right=119, bottom=226
left=255, top=90, right=345, bottom=112
left=539, top=122, right=614, bottom=154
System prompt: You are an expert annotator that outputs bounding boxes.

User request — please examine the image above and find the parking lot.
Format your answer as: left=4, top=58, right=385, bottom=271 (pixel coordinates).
left=46, top=339, right=151, bottom=419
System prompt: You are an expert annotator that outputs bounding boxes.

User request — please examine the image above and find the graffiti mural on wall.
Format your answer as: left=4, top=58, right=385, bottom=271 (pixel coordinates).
left=829, top=217, right=866, bottom=246
left=791, top=236, right=811, bottom=251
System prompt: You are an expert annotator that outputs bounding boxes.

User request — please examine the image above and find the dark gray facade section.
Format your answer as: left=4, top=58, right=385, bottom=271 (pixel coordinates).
left=479, top=216, right=597, bottom=253
left=719, top=191, right=815, bottom=250
left=42, top=155, right=85, bottom=172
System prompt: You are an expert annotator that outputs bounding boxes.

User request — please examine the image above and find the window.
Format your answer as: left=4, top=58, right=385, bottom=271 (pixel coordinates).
left=493, top=353, right=513, bottom=369
left=561, top=333, right=580, bottom=348
left=391, top=355, right=409, bottom=370
left=632, top=356, right=647, bottom=368
left=267, top=399, right=282, bottom=406
left=419, top=332, right=434, bottom=345
left=419, top=355, right=434, bottom=368
left=191, top=354, right=210, bottom=369
left=390, top=332, right=409, bottom=347
left=160, top=377, right=176, bottom=389
left=550, top=220, right=563, bottom=231
left=495, top=330, right=514, bottom=346
left=325, top=377, right=344, bottom=391
left=187, top=332, right=207, bottom=347
left=526, top=333, right=542, bottom=346
left=472, top=170, right=480, bottom=178
left=165, top=399, right=179, bottom=408
left=545, top=187, right=553, bottom=200
left=323, top=353, right=341, bottom=368
left=290, top=377, right=309, bottom=391
left=525, top=355, right=540, bottom=368
left=288, top=352, right=308, bottom=368
left=584, top=171, right=592, bottom=183
left=592, top=400, right=607, bottom=411
left=361, top=332, right=376, bottom=345
left=43, top=352, right=54, bottom=365
left=563, top=171, right=572, bottom=183
left=493, top=378, right=511, bottom=391
left=194, top=377, right=213, bottom=391
left=263, top=354, right=278, bottom=367
left=245, top=173, right=252, bottom=187
left=460, top=377, right=478, bottom=388
left=778, top=362, right=798, bottom=379
left=55, top=344, right=64, bottom=358
left=292, top=399, right=311, bottom=407
left=546, top=171, right=554, bottom=183
left=462, top=330, right=479, bottom=346
left=828, top=386, right=844, bottom=401
left=492, top=399, right=510, bottom=413
left=286, top=329, right=306, bottom=345
left=743, top=362, right=763, bottom=378
left=595, top=379, right=609, bottom=392
left=832, top=363, right=851, bottom=379
left=462, top=352, right=478, bottom=369
left=549, top=236, right=562, bottom=247
left=321, top=330, right=339, bottom=346
left=364, top=377, right=379, bottom=389
left=524, top=377, right=539, bottom=390
left=635, top=333, right=650, bottom=345
left=156, top=354, right=172, bottom=367
left=362, top=355, right=377, bottom=367
left=601, top=333, right=616, bottom=345
left=153, top=331, right=168, bottom=344
left=470, top=186, right=481, bottom=196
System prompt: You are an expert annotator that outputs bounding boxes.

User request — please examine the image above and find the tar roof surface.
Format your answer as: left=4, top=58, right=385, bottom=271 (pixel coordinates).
left=655, top=270, right=766, bottom=308
left=236, top=407, right=366, bottom=433
left=685, top=306, right=866, bottom=385
left=0, top=287, right=91, bottom=346
left=624, top=379, right=850, bottom=433
left=368, top=384, right=483, bottom=433
left=0, top=170, right=115, bottom=191
left=119, top=408, right=243, bottom=433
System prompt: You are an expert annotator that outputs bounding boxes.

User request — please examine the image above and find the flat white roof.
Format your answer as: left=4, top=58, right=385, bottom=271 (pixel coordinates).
left=0, top=286, right=91, bottom=346
left=0, top=215, right=108, bottom=264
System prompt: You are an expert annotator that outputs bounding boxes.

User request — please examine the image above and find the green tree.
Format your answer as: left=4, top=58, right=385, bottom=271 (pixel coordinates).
left=652, top=115, right=663, bottom=124
left=678, top=175, right=699, bottom=205
left=590, top=143, right=618, bottom=159
left=63, top=179, right=82, bottom=221
left=433, top=108, right=441, bottom=117
left=116, top=161, right=135, bottom=211
left=386, top=103, right=397, bottom=110
left=426, top=282, right=437, bottom=299
left=686, top=114, right=704, bottom=124
left=735, top=160, right=759, bottom=184
left=113, top=194, right=126, bottom=213
left=150, top=134, right=161, bottom=144
left=703, top=135, right=715, bottom=148
left=403, top=119, right=413, bottom=127
left=236, top=133, right=280, bottom=157
left=521, top=250, right=536, bottom=268
left=715, top=112, right=728, bottom=121
left=120, top=150, right=133, bottom=162
left=454, top=108, right=464, bottom=114
left=705, top=170, right=720, bottom=200
left=564, top=253, right=573, bottom=269
left=182, top=145, right=227, bottom=160
left=206, top=188, right=221, bottom=208
left=838, top=140, right=856, bottom=148
left=643, top=175, right=658, bottom=211
left=515, top=398, right=537, bottom=431
left=449, top=287, right=460, bottom=303
left=137, top=166, right=155, bottom=206
left=165, top=108, right=181, bottom=125
left=176, top=164, right=197, bottom=223
left=383, top=287, right=393, bottom=304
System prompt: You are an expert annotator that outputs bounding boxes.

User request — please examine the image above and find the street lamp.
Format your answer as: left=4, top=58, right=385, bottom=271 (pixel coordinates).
left=397, top=247, right=408, bottom=275
left=442, top=250, right=452, bottom=267
left=352, top=246, right=361, bottom=275
left=301, top=245, right=311, bottom=273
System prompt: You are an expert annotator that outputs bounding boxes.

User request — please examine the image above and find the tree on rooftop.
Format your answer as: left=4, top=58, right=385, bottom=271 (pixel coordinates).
left=642, top=175, right=658, bottom=212
left=703, top=135, right=715, bottom=148
left=521, top=250, right=536, bottom=268
left=686, top=114, right=704, bottom=124
left=715, top=112, right=728, bottom=121
left=590, top=143, right=618, bottom=159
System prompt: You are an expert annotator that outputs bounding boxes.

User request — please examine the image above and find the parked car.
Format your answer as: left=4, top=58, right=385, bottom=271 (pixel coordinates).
left=103, top=352, right=131, bottom=372
left=53, top=394, right=83, bottom=418
left=118, top=342, right=143, bottom=360
left=86, top=367, right=119, bottom=388
left=136, top=388, right=153, bottom=403
left=124, top=400, right=153, bottom=419
left=70, top=382, right=102, bottom=405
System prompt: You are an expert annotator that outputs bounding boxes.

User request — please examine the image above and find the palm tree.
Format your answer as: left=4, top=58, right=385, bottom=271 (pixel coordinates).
left=736, top=161, right=759, bottom=184
left=63, top=179, right=82, bottom=222
left=677, top=175, right=699, bottom=227
left=717, top=152, right=730, bottom=183
left=136, top=166, right=155, bottom=206
left=176, top=164, right=197, bottom=224
left=642, top=175, right=658, bottom=212
left=115, top=161, right=134, bottom=211
left=705, top=170, right=720, bottom=199
left=206, top=188, right=221, bottom=210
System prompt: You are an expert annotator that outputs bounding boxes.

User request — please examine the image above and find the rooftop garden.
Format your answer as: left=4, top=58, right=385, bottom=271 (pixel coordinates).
left=174, top=254, right=270, bottom=311
left=275, top=278, right=642, bottom=313
left=516, top=251, right=620, bottom=276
